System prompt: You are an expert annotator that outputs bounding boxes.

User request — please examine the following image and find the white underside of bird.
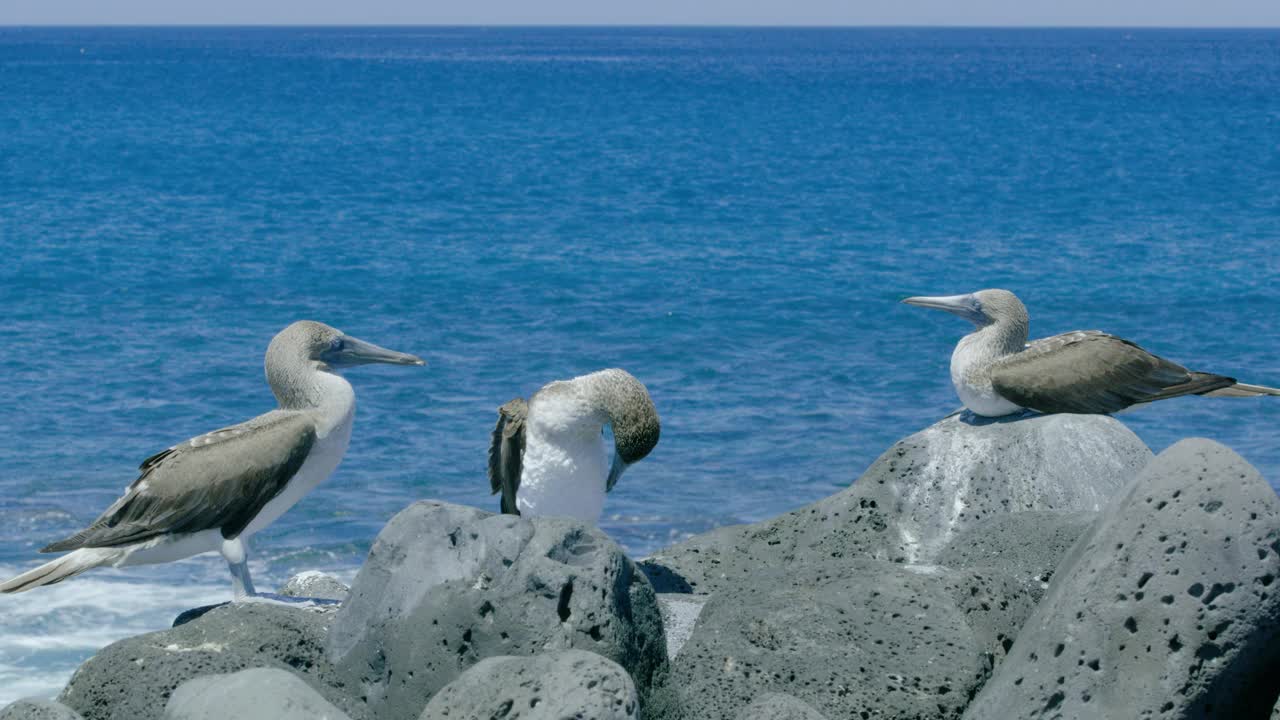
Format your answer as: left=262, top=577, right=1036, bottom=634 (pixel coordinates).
left=515, top=389, right=611, bottom=524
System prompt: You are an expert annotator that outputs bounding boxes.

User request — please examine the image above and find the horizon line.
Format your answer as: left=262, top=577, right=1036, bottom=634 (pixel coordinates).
left=2, top=23, right=1280, bottom=30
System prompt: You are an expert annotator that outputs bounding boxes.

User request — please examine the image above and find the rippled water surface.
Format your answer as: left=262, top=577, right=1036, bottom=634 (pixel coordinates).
left=1, top=27, right=1278, bottom=701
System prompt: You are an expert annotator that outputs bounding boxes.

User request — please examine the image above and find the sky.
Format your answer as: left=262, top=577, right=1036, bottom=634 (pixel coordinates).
left=3, top=0, right=1280, bottom=27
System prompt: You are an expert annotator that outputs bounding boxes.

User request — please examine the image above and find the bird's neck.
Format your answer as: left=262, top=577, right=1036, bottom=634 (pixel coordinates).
left=269, top=364, right=356, bottom=435
left=953, top=318, right=1030, bottom=380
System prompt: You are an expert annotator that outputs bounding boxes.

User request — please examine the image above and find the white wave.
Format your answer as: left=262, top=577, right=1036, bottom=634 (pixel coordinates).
left=0, top=564, right=227, bottom=705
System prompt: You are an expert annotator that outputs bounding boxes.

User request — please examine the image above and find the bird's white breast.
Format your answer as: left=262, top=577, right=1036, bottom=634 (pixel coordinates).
left=517, top=390, right=609, bottom=524
left=951, top=335, right=1024, bottom=417
left=241, top=373, right=355, bottom=538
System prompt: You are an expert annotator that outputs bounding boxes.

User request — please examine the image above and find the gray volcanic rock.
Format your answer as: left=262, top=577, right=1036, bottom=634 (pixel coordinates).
left=650, top=560, right=1036, bottom=720
left=59, top=603, right=363, bottom=720
left=164, top=668, right=351, bottom=720
left=327, top=501, right=666, bottom=720
left=0, top=699, right=84, bottom=720
left=642, top=413, right=1148, bottom=594
left=419, top=650, right=638, bottom=720
left=963, top=438, right=1280, bottom=720
left=734, top=693, right=827, bottom=720
left=657, top=594, right=707, bottom=660
left=937, top=510, right=1098, bottom=596
left=279, top=571, right=350, bottom=602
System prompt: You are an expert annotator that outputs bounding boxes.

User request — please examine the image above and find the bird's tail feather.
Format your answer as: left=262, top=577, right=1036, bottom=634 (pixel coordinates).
left=0, top=548, right=120, bottom=593
left=1204, top=382, right=1280, bottom=398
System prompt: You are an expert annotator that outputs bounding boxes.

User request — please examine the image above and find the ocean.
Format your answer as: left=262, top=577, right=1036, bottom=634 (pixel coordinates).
left=0, top=26, right=1277, bottom=702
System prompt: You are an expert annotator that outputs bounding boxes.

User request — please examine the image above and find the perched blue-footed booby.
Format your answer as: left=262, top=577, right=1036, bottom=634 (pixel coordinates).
left=0, top=321, right=423, bottom=599
left=903, top=288, right=1280, bottom=417
left=488, top=369, right=660, bottom=524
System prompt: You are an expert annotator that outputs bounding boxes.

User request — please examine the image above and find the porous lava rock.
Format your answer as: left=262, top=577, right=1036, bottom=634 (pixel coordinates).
left=164, top=668, right=351, bottom=720
left=419, top=650, right=638, bottom=720
left=962, top=438, right=1280, bottom=720
left=327, top=501, right=666, bottom=720
left=59, top=603, right=362, bottom=720
left=641, top=413, right=1148, bottom=594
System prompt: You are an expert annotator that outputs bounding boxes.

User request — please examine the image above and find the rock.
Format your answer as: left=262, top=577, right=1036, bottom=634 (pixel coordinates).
left=279, top=571, right=350, bottom=602
left=642, top=413, right=1148, bottom=594
left=59, top=603, right=363, bottom=720
left=937, top=510, right=1098, bottom=596
left=419, top=650, right=638, bottom=720
left=650, top=560, right=1036, bottom=720
left=657, top=594, right=707, bottom=660
left=327, top=501, right=667, bottom=720
left=963, top=438, right=1280, bottom=720
left=164, top=668, right=351, bottom=720
left=734, top=692, right=827, bottom=720
left=0, top=699, right=84, bottom=720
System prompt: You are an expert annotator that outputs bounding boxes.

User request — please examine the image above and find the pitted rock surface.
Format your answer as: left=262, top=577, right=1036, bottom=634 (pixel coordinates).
left=419, top=650, right=638, bottom=720
left=649, top=560, right=1032, bottom=720
left=734, top=692, right=828, bottom=720
left=963, top=438, right=1280, bottom=720
left=641, top=413, right=1147, bottom=594
left=59, top=603, right=362, bottom=720
left=938, top=510, right=1098, bottom=596
left=0, top=699, right=84, bottom=720
left=327, top=501, right=666, bottom=720
left=164, top=668, right=351, bottom=720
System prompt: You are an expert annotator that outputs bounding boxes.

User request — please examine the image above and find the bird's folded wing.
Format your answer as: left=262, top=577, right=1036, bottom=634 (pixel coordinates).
left=42, top=412, right=318, bottom=552
left=991, top=330, right=1235, bottom=414
left=488, top=398, right=527, bottom=515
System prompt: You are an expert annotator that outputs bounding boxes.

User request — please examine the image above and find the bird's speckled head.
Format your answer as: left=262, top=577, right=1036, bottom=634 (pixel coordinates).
left=265, top=320, right=424, bottom=408
left=590, top=369, right=661, bottom=464
left=903, top=288, right=1029, bottom=330
left=972, top=289, right=1028, bottom=327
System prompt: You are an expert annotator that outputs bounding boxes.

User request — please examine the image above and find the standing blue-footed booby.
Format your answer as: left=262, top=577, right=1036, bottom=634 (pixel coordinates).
left=903, top=289, right=1280, bottom=417
left=488, top=369, right=660, bottom=524
left=0, top=321, right=423, bottom=599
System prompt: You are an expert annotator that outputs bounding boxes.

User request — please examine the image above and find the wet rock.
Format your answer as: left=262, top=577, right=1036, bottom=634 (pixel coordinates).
left=963, top=439, right=1280, bottom=720
left=0, top=699, right=84, bottom=720
left=419, top=650, right=638, bottom=720
left=279, top=571, right=349, bottom=602
left=657, top=594, right=707, bottom=660
left=734, top=692, right=827, bottom=720
left=327, top=501, right=666, bottom=720
left=60, top=603, right=363, bottom=720
left=651, top=560, right=1032, bottom=720
left=164, top=668, right=351, bottom=720
left=642, top=413, right=1148, bottom=595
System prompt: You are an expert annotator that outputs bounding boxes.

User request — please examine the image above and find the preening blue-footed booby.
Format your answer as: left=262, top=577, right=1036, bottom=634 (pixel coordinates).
left=903, top=288, right=1280, bottom=417
left=488, top=369, right=660, bottom=525
left=0, top=321, right=423, bottom=599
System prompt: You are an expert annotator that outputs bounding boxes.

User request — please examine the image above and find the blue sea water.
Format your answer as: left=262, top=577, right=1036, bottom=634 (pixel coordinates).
left=1, top=26, right=1278, bottom=701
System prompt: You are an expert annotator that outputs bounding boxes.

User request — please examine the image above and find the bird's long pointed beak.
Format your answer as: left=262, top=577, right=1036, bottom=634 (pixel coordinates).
left=606, top=450, right=628, bottom=492
left=902, top=293, right=982, bottom=321
left=334, top=336, right=426, bottom=367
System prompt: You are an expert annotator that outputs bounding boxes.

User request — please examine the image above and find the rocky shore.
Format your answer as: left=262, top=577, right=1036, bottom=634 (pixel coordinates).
left=3, top=412, right=1278, bottom=720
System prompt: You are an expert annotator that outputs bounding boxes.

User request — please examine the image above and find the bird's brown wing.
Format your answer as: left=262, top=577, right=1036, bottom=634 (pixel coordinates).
left=42, top=412, right=317, bottom=552
left=488, top=398, right=528, bottom=516
left=990, top=331, right=1235, bottom=415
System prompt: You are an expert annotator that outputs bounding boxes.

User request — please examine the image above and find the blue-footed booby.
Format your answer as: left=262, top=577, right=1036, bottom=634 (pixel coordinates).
left=0, top=321, right=423, bottom=599
left=903, top=288, right=1280, bottom=417
left=488, top=369, right=660, bottom=524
